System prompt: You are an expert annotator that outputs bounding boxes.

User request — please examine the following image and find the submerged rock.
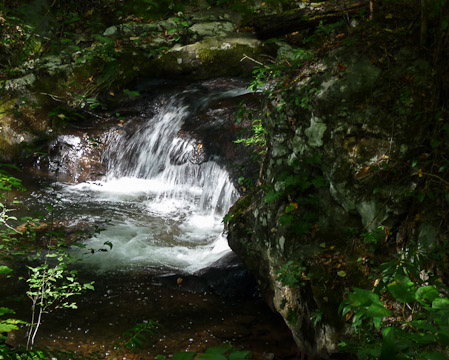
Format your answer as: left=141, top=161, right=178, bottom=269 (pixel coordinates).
left=154, top=252, right=258, bottom=298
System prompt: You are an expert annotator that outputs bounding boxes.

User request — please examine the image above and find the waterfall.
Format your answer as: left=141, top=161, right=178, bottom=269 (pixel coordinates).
left=50, top=82, right=247, bottom=274
left=101, top=88, right=239, bottom=214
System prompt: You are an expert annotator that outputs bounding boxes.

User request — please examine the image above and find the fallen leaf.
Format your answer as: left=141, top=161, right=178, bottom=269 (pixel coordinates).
left=337, top=270, right=347, bottom=277
left=337, top=63, right=346, bottom=72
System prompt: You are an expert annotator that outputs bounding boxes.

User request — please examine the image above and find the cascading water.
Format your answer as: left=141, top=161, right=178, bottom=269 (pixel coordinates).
left=48, top=83, right=247, bottom=273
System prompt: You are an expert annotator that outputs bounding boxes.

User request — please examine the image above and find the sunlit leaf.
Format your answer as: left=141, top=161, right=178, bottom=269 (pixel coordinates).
left=0, top=266, right=13, bottom=274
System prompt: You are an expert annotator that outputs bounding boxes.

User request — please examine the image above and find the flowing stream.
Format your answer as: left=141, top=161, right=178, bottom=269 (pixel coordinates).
left=2, top=79, right=297, bottom=359
left=53, top=83, right=245, bottom=274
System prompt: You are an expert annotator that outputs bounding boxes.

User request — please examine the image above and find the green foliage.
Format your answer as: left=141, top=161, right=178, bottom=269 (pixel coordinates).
left=156, top=345, right=251, bottom=360
left=339, top=251, right=449, bottom=359
left=0, top=166, right=95, bottom=351
left=360, top=225, right=385, bottom=252
left=0, top=12, right=41, bottom=77
left=263, top=158, right=323, bottom=235
left=123, top=89, right=141, bottom=97
left=234, top=118, right=267, bottom=158
left=0, top=165, right=25, bottom=194
left=276, top=260, right=307, bottom=288
left=120, top=320, right=159, bottom=352
left=48, top=106, right=86, bottom=128
left=24, top=245, right=95, bottom=349
left=166, top=15, right=192, bottom=44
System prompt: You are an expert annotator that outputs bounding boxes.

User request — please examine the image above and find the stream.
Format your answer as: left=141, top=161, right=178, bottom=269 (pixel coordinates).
left=1, top=79, right=297, bottom=359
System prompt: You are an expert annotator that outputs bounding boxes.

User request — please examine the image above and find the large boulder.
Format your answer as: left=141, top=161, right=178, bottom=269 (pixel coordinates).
left=227, top=43, right=439, bottom=358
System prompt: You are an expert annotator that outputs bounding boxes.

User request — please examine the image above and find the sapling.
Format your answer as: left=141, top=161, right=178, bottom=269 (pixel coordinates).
left=24, top=242, right=94, bottom=349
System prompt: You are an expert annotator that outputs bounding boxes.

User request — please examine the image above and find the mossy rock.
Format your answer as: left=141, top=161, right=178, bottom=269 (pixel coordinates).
left=146, top=34, right=274, bottom=79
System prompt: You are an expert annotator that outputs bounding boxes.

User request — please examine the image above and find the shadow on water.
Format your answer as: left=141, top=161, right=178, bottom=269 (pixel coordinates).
left=1, top=258, right=298, bottom=359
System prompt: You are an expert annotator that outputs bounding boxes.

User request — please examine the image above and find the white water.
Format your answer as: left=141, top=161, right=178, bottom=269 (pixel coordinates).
left=53, top=84, right=245, bottom=273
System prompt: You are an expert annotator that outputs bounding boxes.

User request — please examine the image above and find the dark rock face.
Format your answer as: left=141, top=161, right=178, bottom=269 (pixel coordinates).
left=227, top=45, right=442, bottom=358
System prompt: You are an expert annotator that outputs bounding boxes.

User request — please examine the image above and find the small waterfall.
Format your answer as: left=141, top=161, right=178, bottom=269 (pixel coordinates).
left=102, top=88, right=239, bottom=214
left=48, top=82, right=247, bottom=273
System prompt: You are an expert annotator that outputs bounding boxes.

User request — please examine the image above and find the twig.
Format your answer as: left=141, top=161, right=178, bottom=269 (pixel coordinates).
left=0, top=207, right=22, bottom=234
left=39, top=92, right=66, bottom=103
left=419, top=171, right=449, bottom=187
left=241, top=53, right=264, bottom=66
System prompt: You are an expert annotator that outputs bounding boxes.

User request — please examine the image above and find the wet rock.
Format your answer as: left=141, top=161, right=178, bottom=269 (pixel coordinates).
left=37, top=132, right=106, bottom=183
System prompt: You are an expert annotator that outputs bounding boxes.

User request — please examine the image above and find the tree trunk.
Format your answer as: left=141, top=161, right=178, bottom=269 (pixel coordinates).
left=247, top=0, right=369, bottom=40
left=420, top=0, right=429, bottom=46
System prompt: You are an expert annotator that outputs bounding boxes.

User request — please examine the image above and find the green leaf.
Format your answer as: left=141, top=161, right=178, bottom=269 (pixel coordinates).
left=172, top=352, right=196, bottom=360
left=93, top=34, right=112, bottom=43
left=431, top=138, right=442, bottom=148
left=337, top=270, right=347, bottom=278
left=0, top=322, right=19, bottom=333
left=84, top=283, right=95, bottom=291
left=410, top=320, right=437, bottom=332
left=366, top=303, right=391, bottom=318
left=293, top=220, right=310, bottom=235
left=264, top=190, right=281, bottom=203
left=199, top=354, right=227, bottom=360
left=279, top=214, right=293, bottom=226
left=229, top=351, right=251, bottom=360
left=416, top=286, right=439, bottom=304
left=348, top=288, right=382, bottom=307
left=408, top=332, right=435, bottom=346
left=103, top=241, right=113, bottom=250
left=419, top=352, right=447, bottom=360
left=432, top=297, right=449, bottom=310
left=417, top=192, right=426, bottom=203
left=387, top=275, right=415, bottom=303
left=437, top=325, right=449, bottom=346
left=204, top=347, right=229, bottom=355
left=123, top=89, right=141, bottom=97
left=0, top=265, right=13, bottom=274
left=372, top=317, right=382, bottom=330
left=0, top=307, right=15, bottom=316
